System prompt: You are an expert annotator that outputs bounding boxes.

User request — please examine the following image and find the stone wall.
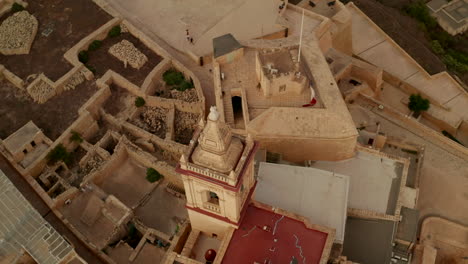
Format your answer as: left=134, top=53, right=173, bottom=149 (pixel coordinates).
left=0, top=64, right=24, bottom=88
left=255, top=134, right=357, bottom=162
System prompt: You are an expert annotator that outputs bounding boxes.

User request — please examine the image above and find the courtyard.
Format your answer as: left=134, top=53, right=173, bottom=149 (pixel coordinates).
left=0, top=79, right=97, bottom=140
left=134, top=181, right=188, bottom=236
left=97, top=154, right=155, bottom=209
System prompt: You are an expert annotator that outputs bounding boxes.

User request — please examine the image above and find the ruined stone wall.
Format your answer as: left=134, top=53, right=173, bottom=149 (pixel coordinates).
left=26, top=112, right=98, bottom=178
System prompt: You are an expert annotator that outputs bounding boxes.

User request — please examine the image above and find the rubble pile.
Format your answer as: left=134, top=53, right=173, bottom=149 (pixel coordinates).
left=134, top=107, right=167, bottom=137
left=175, top=111, right=199, bottom=144
left=108, top=39, right=147, bottom=69
left=169, top=89, right=198, bottom=103
left=0, top=11, right=38, bottom=55
left=64, top=71, right=85, bottom=91
left=27, top=79, right=55, bottom=104
left=81, top=155, right=104, bottom=176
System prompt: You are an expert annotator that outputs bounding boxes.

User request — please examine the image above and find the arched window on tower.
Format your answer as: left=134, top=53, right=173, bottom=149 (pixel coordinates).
left=208, top=191, right=219, bottom=205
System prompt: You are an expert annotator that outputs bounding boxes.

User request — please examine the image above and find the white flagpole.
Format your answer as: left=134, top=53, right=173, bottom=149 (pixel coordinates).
left=298, top=9, right=305, bottom=63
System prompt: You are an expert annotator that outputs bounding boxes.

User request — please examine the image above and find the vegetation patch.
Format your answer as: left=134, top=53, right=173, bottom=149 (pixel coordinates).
left=403, top=2, right=468, bottom=74
left=162, top=68, right=194, bottom=91
left=146, top=168, right=163, bottom=183
left=47, top=144, right=72, bottom=165
left=88, top=40, right=102, bottom=51
left=11, top=3, right=25, bottom=12
left=408, top=94, right=430, bottom=115
left=135, top=97, right=145, bottom=107
left=78, top=50, right=89, bottom=64
left=70, top=131, right=83, bottom=143
left=108, top=25, right=121, bottom=38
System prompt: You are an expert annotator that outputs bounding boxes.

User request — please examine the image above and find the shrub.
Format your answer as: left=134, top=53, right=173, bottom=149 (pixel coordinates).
left=163, top=68, right=185, bottom=86
left=403, top=2, right=437, bottom=30
left=108, top=25, right=121, bottom=38
left=429, top=30, right=455, bottom=49
left=446, top=49, right=468, bottom=65
left=146, top=168, right=163, bottom=183
left=430, top=40, right=444, bottom=55
left=408, top=94, right=430, bottom=114
left=78, top=50, right=89, bottom=64
left=85, top=64, right=96, bottom=74
left=135, top=97, right=145, bottom=107
left=174, top=80, right=194, bottom=91
left=70, top=131, right=83, bottom=143
left=47, top=144, right=71, bottom=165
left=11, top=3, right=24, bottom=12
left=88, top=40, right=102, bottom=51
left=443, top=54, right=468, bottom=73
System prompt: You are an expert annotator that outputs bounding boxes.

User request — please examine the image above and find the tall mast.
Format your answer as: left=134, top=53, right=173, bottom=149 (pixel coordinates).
left=298, top=9, right=305, bottom=63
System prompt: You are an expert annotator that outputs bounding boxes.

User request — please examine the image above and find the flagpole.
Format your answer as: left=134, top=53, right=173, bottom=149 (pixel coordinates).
left=298, top=8, right=304, bottom=63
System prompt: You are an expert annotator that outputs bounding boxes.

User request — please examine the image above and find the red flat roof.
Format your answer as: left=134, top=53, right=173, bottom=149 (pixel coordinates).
left=222, top=204, right=328, bottom=264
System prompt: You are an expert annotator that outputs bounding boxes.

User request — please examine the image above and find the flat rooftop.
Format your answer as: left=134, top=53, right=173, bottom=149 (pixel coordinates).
left=254, top=162, right=349, bottom=242
left=222, top=204, right=329, bottom=264
left=343, top=217, right=396, bottom=264
left=258, top=49, right=297, bottom=77
left=246, top=40, right=357, bottom=139
left=309, top=150, right=404, bottom=215
left=3, top=121, right=41, bottom=154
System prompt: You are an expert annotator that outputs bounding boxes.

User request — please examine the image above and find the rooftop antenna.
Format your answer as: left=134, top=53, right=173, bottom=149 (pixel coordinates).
left=297, top=8, right=305, bottom=63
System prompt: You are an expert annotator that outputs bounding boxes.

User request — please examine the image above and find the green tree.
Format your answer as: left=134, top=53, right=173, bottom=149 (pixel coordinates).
left=146, top=168, right=163, bottom=183
left=408, top=94, right=430, bottom=115
left=162, top=68, right=185, bottom=86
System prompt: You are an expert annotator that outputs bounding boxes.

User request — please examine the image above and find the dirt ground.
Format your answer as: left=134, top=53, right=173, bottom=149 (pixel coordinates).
left=0, top=79, right=98, bottom=140
left=103, top=83, right=134, bottom=116
left=351, top=0, right=468, bottom=85
left=87, top=33, right=163, bottom=86
left=0, top=0, right=112, bottom=81
left=99, top=157, right=154, bottom=208
left=134, top=181, right=188, bottom=236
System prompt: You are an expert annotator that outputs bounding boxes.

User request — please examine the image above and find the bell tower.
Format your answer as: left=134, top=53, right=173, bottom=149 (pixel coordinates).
left=177, top=106, right=258, bottom=237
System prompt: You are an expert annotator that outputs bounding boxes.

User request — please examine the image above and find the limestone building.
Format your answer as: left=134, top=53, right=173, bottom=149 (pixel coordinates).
left=174, top=106, right=335, bottom=263
left=177, top=106, right=257, bottom=236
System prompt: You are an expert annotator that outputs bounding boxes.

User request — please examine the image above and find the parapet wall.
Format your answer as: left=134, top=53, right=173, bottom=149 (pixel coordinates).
left=256, top=134, right=357, bottom=162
